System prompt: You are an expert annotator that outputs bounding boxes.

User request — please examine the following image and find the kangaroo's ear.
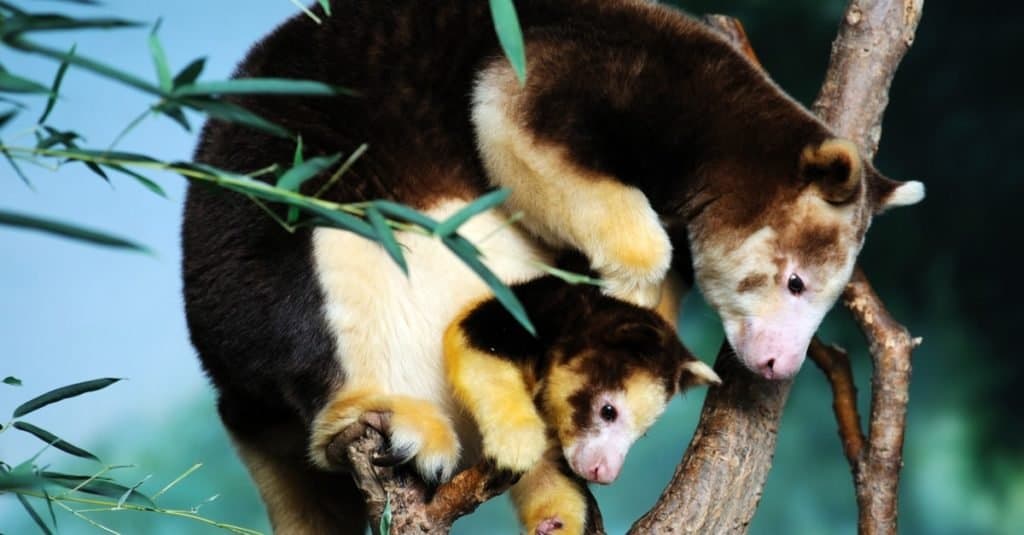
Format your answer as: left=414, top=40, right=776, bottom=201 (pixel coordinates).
left=604, top=322, right=665, bottom=355
left=677, top=359, right=721, bottom=391
left=867, top=166, right=925, bottom=214
left=800, top=138, right=863, bottom=205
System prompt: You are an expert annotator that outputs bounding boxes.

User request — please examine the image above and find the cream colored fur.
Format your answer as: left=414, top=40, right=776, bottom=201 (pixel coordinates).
left=472, top=64, right=671, bottom=308
left=311, top=200, right=550, bottom=476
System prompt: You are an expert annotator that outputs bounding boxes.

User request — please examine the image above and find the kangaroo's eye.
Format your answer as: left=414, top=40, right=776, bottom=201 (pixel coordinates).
left=600, top=404, right=618, bottom=422
left=787, top=274, right=805, bottom=295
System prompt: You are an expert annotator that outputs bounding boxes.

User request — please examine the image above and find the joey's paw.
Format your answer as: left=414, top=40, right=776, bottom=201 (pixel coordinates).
left=601, top=276, right=663, bottom=309
left=483, top=417, right=547, bottom=473
left=535, top=517, right=565, bottom=535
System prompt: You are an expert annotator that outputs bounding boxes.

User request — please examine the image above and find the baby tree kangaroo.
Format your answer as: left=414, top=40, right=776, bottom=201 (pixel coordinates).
left=445, top=274, right=719, bottom=534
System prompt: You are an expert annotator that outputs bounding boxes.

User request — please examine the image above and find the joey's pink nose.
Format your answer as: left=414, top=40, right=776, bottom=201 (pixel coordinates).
left=587, top=461, right=619, bottom=484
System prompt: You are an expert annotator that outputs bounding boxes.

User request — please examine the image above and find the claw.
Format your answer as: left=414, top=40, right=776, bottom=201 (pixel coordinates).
left=372, top=444, right=416, bottom=467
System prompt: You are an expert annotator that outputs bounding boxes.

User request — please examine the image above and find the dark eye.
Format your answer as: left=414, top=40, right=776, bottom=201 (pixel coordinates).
left=787, top=274, right=805, bottom=295
left=600, top=404, right=618, bottom=422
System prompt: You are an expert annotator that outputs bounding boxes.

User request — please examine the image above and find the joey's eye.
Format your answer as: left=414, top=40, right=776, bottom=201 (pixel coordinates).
left=600, top=404, right=618, bottom=422
left=787, top=274, right=805, bottom=295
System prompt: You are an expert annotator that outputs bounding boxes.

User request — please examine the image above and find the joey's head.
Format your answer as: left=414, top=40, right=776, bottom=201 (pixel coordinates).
left=539, top=304, right=719, bottom=484
left=688, top=138, right=924, bottom=380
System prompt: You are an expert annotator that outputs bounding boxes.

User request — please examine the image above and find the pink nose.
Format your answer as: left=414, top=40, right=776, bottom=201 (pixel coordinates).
left=588, top=462, right=619, bottom=484
left=754, top=355, right=801, bottom=380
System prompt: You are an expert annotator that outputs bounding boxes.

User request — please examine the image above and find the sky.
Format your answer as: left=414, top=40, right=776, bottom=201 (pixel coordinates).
left=0, top=0, right=301, bottom=463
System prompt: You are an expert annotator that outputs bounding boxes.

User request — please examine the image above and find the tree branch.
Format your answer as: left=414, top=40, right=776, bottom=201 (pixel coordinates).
left=843, top=267, right=922, bottom=534
left=337, top=423, right=516, bottom=534
left=809, top=337, right=866, bottom=466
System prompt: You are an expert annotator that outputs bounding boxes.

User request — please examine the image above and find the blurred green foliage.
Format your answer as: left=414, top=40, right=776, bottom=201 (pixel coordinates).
left=4, top=0, right=1021, bottom=533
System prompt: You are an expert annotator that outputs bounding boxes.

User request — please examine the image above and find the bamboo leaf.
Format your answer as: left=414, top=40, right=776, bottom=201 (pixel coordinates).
left=372, top=200, right=439, bottom=232
left=380, top=495, right=392, bottom=534
left=0, top=70, right=50, bottom=94
left=318, top=0, right=332, bottom=16
left=172, top=57, right=206, bottom=88
left=0, top=13, right=139, bottom=36
left=434, top=188, right=509, bottom=237
left=156, top=102, right=191, bottom=132
left=442, top=235, right=535, bottom=335
left=0, top=461, right=44, bottom=492
left=276, top=153, right=341, bottom=192
left=0, top=210, right=148, bottom=252
left=148, top=20, right=172, bottom=92
left=38, top=44, right=75, bottom=124
left=13, top=377, right=122, bottom=417
left=12, top=421, right=100, bottom=462
left=174, top=78, right=348, bottom=97
left=0, top=109, right=16, bottom=129
left=183, top=98, right=290, bottom=137
left=488, top=0, right=527, bottom=84
left=4, top=376, right=22, bottom=386
left=15, top=494, right=53, bottom=535
left=366, top=205, right=407, bottom=274
left=108, top=164, right=167, bottom=198
left=2, top=144, right=32, bottom=186
left=42, top=472, right=156, bottom=507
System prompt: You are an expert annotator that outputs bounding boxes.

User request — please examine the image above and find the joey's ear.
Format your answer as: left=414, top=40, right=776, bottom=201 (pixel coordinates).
left=800, top=138, right=863, bottom=205
left=866, top=167, right=925, bottom=214
left=678, top=359, right=721, bottom=390
left=605, top=322, right=664, bottom=355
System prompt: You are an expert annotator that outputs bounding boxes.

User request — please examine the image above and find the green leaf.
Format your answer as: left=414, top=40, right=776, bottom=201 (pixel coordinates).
left=0, top=70, right=50, bottom=94
left=293, top=136, right=305, bottom=166
left=0, top=109, right=16, bottom=128
left=318, top=0, right=332, bottom=16
left=0, top=13, right=139, bottom=36
left=380, top=495, right=392, bottom=534
left=174, top=78, right=346, bottom=97
left=38, top=44, right=75, bottom=125
left=37, top=43, right=74, bottom=124
left=43, top=490, right=57, bottom=533
left=148, top=20, right=172, bottom=92
left=4, top=33, right=158, bottom=96
left=172, top=57, right=206, bottom=88
left=0, top=461, right=44, bottom=492
left=12, top=421, right=100, bottom=462
left=156, top=102, right=191, bottom=132
left=276, top=153, right=341, bottom=192
left=2, top=144, right=32, bottom=187
left=302, top=206, right=376, bottom=241
left=15, top=494, right=53, bottom=535
left=3, top=376, right=22, bottom=386
left=488, top=0, right=527, bottom=84
left=13, top=377, right=122, bottom=417
left=366, top=206, right=407, bottom=274
left=434, top=188, right=509, bottom=237
left=442, top=235, right=535, bottom=335
left=0, top=210, right=148, bottom=252
left=372, top=201, right=439, bottom=232
left=108, top=164, right=167, bottom=198
left=42, top=472, right=156, bottom=507
left=183, top=98, right=290, bottom=137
